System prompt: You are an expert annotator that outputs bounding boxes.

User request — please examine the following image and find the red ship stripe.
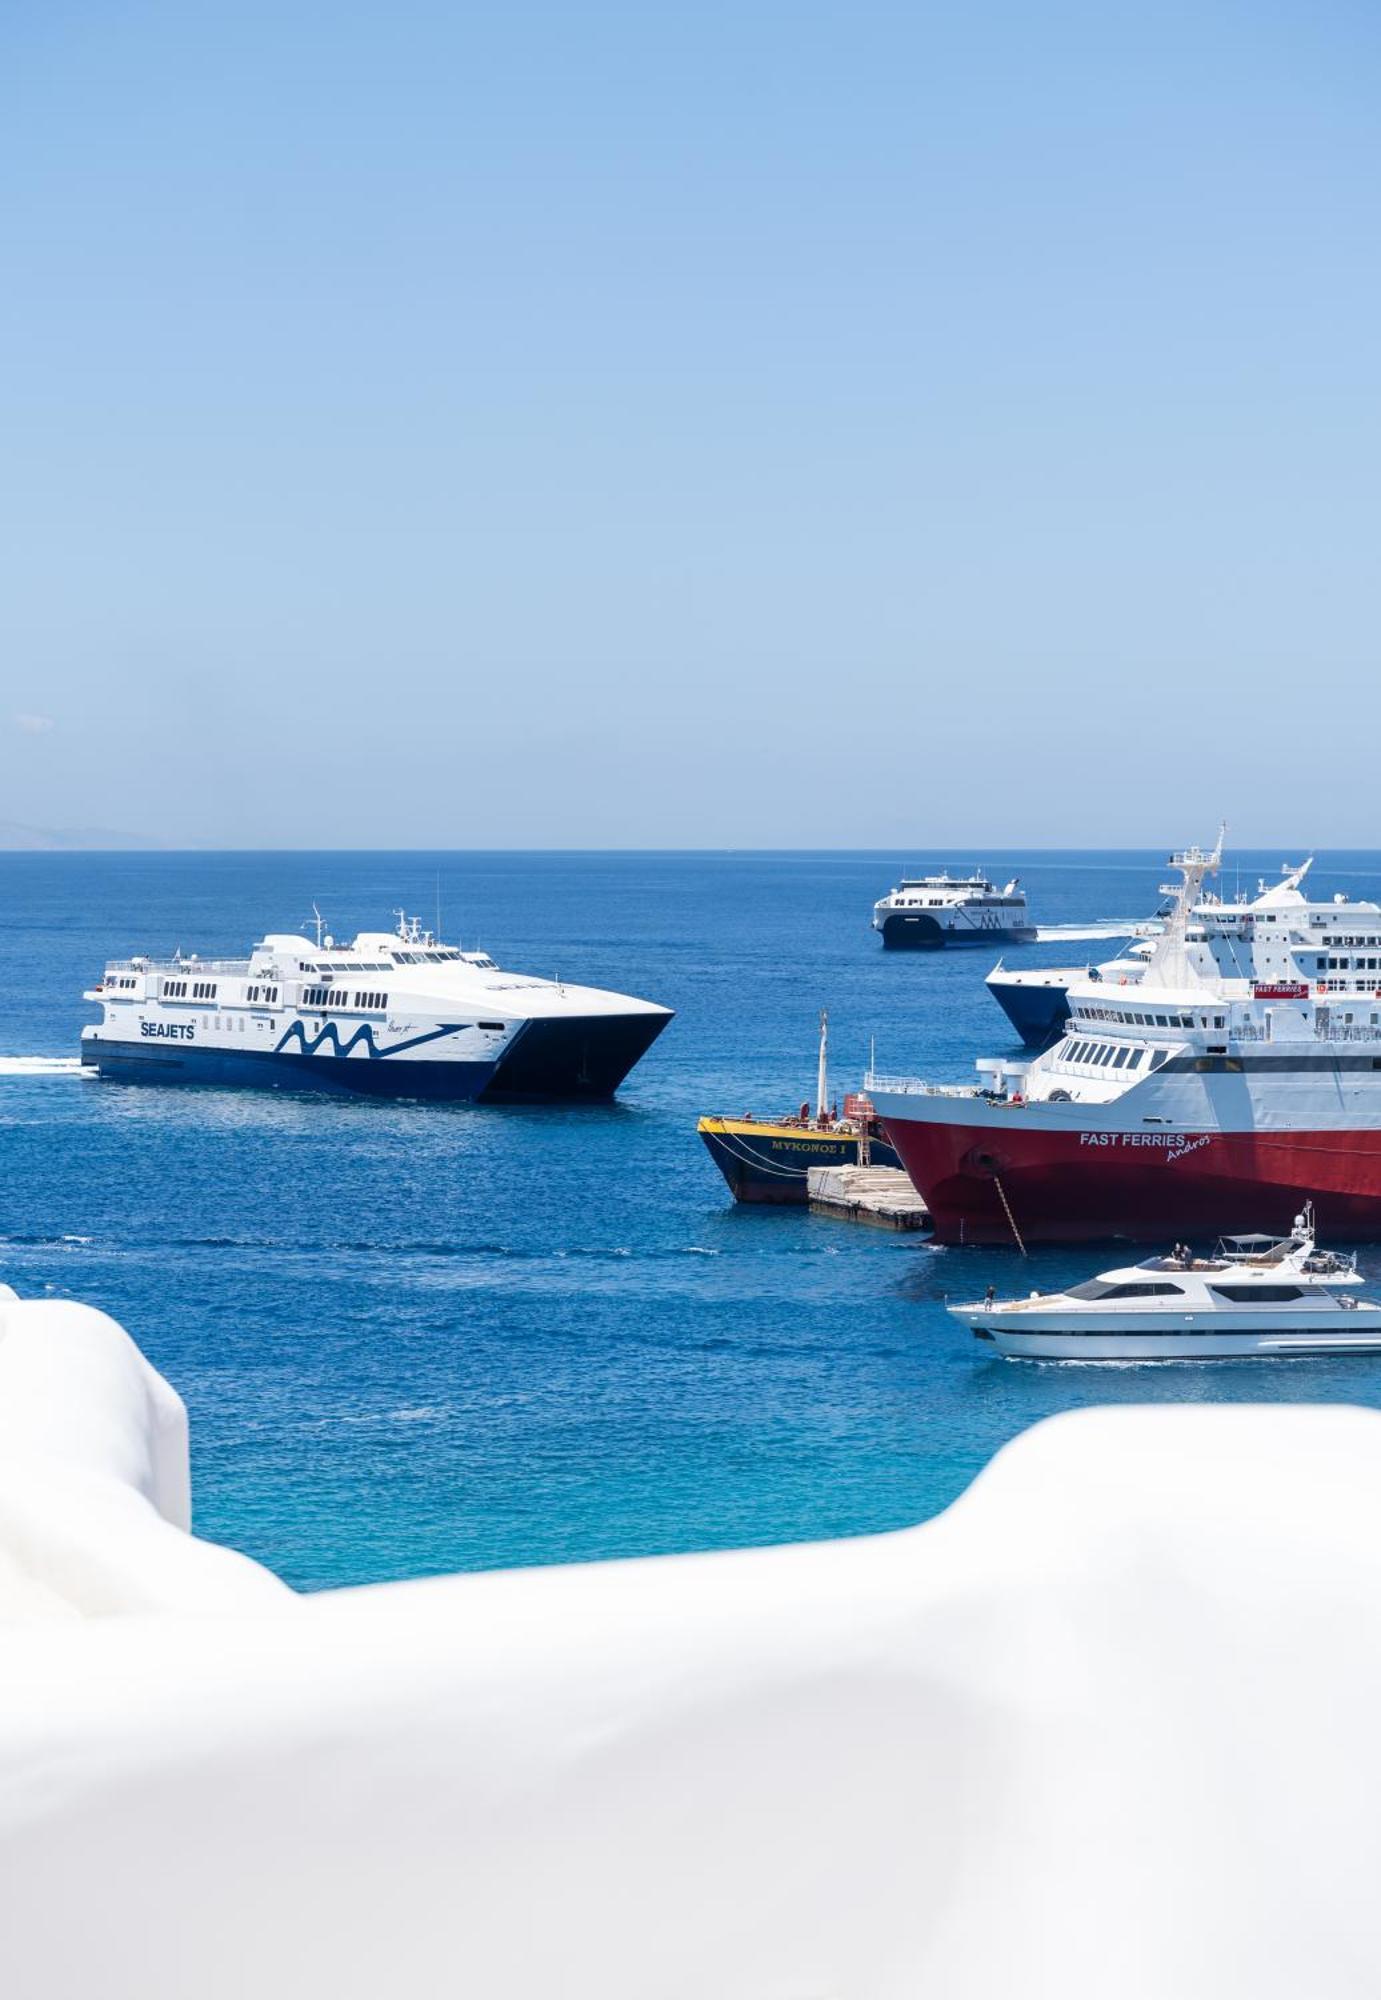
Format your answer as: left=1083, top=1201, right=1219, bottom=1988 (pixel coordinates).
left=881, top=1115, right=1381, bottom=1245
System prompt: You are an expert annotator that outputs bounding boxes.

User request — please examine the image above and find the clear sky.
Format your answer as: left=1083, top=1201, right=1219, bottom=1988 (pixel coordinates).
left=1, top=1, right=1378, bottom=847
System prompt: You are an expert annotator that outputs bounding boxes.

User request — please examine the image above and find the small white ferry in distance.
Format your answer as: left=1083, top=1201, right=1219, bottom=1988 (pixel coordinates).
left=82, top=912, right=672, bottom=1102
left=872, top=871, right=1037, bottom=950
left=951, top=1205, right=1381, bottom=1360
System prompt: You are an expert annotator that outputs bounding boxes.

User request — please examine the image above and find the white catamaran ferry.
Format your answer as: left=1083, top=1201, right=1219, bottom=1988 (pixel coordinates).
left=82, top=913, right=672, bottom=1102
left=872, top=872, right=1037, bottom=950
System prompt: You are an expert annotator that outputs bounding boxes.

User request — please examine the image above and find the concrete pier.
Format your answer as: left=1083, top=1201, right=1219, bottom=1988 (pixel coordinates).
left=806, top=1164, right=930, bottom=1230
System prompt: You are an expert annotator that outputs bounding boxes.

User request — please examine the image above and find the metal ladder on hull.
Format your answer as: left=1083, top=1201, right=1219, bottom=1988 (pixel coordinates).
left=992, top=1173, right=1027, bottom=1256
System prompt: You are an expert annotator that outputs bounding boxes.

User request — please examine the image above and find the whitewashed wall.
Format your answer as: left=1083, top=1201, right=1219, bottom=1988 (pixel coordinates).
left=2, top=1297, right=1379, bottom=1998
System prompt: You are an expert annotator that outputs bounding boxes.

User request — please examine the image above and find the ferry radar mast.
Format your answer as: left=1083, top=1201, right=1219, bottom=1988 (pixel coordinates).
left=1149, top=823, right=1225, bottom=986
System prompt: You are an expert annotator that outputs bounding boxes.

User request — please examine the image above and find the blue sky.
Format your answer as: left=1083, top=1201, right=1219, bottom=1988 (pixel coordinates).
left=1, top=1, right=1378, bottom=846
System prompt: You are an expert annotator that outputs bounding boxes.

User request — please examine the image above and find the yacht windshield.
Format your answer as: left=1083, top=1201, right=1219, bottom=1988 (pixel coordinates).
left=1066, top=1279, right=1187, bottom=1301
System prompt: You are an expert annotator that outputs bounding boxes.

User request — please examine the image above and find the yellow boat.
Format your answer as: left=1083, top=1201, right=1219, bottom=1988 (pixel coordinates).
left=698, top=1111, right=902, bottom=1206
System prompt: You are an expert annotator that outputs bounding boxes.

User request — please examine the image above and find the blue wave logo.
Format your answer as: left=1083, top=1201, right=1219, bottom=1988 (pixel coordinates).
left=275, top=1021, right=463, bottom=1062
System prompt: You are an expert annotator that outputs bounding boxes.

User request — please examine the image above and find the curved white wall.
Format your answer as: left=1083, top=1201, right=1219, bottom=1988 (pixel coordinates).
left=1, top=1298, right=1378, bottom=1998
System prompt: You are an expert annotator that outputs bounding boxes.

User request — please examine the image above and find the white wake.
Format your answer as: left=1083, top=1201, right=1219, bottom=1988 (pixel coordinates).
left=0, top=1057, right=89, bottom=1077
left=1033, top=920, right=1161, bottom=944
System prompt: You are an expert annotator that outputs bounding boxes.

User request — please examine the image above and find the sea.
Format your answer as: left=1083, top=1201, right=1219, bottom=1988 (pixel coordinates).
left=5, top=847, right=1381, bottom=1592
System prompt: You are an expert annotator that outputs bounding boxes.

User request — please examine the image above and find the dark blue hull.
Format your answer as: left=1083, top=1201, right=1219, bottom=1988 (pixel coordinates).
left=82, top=1011, right=671, bottom=1103
left=83, top=1034, right=497, bottom=1100
left=985, top=973, right=1072, bottom=1047
left=485, top=1012, right=670, bottom=1102
left=877, top=913, right=1038, bottom=950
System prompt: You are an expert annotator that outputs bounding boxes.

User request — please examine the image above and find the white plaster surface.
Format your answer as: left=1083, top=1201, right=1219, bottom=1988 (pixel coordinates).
left=1, top=1297, right=1379, bottom=1997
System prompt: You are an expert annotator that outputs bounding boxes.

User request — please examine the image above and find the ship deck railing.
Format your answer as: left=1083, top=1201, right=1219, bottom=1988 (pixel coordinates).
left=103, top=957, right=255, bottom=976
left=865, top=1075, right=979, bottom=1098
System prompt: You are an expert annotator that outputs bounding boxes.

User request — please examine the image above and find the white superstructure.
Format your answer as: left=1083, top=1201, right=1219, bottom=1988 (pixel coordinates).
left=951, top=1205, right=1381, bottom=1359
left=82, top=911, right=672, bottom=1101
left=985, top=860, right=1313, bottom=1044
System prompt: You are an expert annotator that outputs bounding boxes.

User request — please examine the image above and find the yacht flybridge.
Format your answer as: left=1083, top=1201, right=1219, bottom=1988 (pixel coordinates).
left=82, top=912, right=672, bottom=1102
left=950, top=1206, right=1381, bottom=1360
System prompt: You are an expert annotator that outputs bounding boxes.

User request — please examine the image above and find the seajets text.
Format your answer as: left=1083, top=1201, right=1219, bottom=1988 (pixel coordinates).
left=140, top=1021, right=196, bottom=1041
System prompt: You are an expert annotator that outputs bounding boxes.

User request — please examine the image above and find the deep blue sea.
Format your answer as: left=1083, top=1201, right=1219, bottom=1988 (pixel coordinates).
left=6, top=848, right=1381, bottom=1591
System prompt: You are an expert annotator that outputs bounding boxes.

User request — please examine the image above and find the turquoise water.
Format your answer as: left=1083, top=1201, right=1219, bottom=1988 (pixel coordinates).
left=4, top=848, right=1381, bottom=1590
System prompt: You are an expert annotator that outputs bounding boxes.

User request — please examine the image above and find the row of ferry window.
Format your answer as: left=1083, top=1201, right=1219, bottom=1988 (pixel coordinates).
left=303, top=961, right=390, bottom=974
left=161, top=980, right=281, bottom=1004
left=1074, top=1007, right=1225, bottom=1030
left=298, top=950, right=463, bottom=970
left=301, top=988, right=389, bottom=1012
left=1320, top=957, right=1381, bottom=971
left=1063, top=1040, right=1175, bottom=1072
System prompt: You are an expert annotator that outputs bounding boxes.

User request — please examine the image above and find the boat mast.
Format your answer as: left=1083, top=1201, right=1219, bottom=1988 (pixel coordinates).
left=817, top=1009, right=829, bottom=1122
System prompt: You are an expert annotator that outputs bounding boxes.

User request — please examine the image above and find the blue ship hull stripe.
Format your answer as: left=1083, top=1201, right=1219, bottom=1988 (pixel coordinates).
left=273, top=1020, right=466, bottom=1061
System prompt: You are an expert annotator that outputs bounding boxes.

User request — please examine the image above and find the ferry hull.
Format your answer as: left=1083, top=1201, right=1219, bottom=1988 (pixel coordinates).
left=699, top=1118, right=902, bottom=1205
left=81, top=1034, right=499, bottom=1101
left=878, top=914, right=1037, bottom=950
left=880, top=1114, right=1381, bottom=1245
left=482, top=1013, right=671, bottom=1102
left=82, top=1010, right=670, bottom=1103
left=985, top=975, right=1071, bottom=1046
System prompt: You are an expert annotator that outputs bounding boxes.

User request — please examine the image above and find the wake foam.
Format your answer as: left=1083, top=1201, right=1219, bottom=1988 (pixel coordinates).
left=0, top=1057, right=87, bottom=1077
left=1033, top=921, right=1159, bottom=944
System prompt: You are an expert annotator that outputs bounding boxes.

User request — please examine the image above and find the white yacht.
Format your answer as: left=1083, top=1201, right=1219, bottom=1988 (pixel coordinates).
left=82, top=912, right=672, bottom=1102
left=872, top=871, right=1037, bottom=950
left=950, top=1206, right=1381, bottom=1360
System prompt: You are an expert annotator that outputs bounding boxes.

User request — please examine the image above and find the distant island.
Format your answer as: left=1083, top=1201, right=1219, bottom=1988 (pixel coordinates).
left=0, top=819, right=163, bottom=851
